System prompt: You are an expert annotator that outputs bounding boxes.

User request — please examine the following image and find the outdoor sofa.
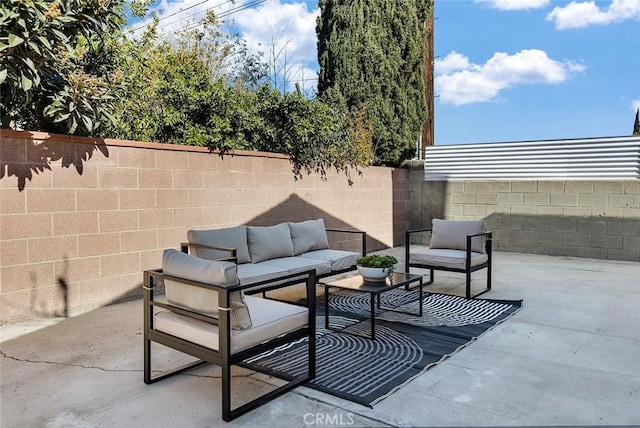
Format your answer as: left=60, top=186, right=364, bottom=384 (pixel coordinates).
left=181, top=218, right=367, bottom=294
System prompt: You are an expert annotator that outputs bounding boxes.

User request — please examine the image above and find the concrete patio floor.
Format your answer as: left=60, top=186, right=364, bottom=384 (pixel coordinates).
left=1, top=249, right=639, bottom=427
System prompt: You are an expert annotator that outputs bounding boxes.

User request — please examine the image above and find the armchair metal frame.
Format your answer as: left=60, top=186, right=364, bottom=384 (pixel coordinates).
left=405, top=228, right=493, bottom=299
left=143, top=269, right=316, bottom=422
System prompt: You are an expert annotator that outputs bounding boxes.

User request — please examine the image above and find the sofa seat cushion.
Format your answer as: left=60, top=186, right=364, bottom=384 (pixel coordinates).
left=300, top=249, right=359, bottom=272
left=409, top=248, right=488, bottom=270
left=188, top=226, right=251, bottom=264
left=288, top=219, right=329, bottom=255
left=247, top=223, right=295, bottom=263
left=430, top=219, right=486, bottom=254
left=236, top=262, right=291, bottom=286
left=260, top=256, right=332, bottom=276
left=154, top=296, right=308, bottom=354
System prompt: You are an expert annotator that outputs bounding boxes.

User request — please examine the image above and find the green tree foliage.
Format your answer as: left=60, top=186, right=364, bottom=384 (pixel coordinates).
left=109, top=15, right=359, bottom=181
left=252, top=86, right=358, bottom=180
left=0, top=0, right=149, bottom=134
left=634, top=108, right=640, bottom=136
left=1, top=4, right=364, bottom=181
left=316, top=0, right=433, bottom=166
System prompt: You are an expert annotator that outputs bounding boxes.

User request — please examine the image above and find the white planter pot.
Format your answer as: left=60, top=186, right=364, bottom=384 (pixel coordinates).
left=356, top=266, right=390, bottom=283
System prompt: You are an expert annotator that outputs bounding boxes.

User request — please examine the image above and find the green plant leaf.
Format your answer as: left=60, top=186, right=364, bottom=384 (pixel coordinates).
left=53, top=112, right=71, bottom=122
left=8, top=33, right=24, bottom=48
left=81, top=115, right=93, bottom=133
left=68, top=115, right=78, bottom=134
left=36, top=35, right=52, bottom=51
left=20, top=71, right=32, bottom=91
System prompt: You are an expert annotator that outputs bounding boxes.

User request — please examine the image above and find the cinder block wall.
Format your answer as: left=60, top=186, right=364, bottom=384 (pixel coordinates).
left=407, top=161, right=640, bottom=261
left=0, top=130, right=409, bottom=324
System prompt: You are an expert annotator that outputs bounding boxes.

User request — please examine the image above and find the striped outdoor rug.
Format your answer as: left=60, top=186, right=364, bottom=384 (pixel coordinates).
left=246, top=290, right=522, bottom=407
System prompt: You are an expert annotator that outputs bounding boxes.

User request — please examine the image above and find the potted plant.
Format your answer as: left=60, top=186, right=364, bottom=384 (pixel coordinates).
left=355, top=254, right=398, bottom=282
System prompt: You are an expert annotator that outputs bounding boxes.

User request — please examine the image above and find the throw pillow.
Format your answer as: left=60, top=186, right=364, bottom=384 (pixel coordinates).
left=288, top=218, right=330, bottom=255
left=246, top=223, right=295, bottom=263
left=187, top=226, right=251, bottom=264
left=430, top=219, right=486, bottom=253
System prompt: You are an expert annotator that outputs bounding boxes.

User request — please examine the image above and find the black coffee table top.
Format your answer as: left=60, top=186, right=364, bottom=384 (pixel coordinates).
left=320, top=272, right=422, bottom=294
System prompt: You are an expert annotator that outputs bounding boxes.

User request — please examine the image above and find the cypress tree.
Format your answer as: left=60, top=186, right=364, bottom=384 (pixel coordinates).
left=317, top=0, right=433, bottom=166
left=634, top=108, right=640, bottom=135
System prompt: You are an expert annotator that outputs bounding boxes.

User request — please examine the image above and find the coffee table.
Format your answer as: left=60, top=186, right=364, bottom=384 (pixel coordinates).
left=319, top=272, right=423, bottom=340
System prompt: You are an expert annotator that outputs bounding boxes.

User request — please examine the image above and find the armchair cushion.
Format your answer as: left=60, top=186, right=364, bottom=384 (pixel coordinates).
left=162, top=249, right=252, bottom=330
left=409, top=248, right=489, bottom=270
left=247, top=223, right=295, bottom=263
left=288, top=218, right=330, bottom=255
left=430, top=219, right=486, bottom=254
left=154, top=295, right=308, bottom=354
left=188, top=226, right=251, bottom=264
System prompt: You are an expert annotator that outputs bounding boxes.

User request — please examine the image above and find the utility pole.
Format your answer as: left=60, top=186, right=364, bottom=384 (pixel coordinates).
left=421, top=3, right=435, bottom=159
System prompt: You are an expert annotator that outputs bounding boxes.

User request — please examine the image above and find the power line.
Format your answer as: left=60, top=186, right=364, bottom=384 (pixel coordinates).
left=129, top=0, right=267, bottom=34
left=155, top=0, right=238, bottom=32
left=179, top=0, right=267, bottom=32
left=128, top=0, right=219, bottom=33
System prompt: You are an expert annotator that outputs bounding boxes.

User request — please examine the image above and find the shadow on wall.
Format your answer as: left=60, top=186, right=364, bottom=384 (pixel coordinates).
left=485, top=213, right=640, bottom=262
left=0, top=134, right=109, bottom=191
left=243, top=193, right=390, bottom=253
left=29, top=257, right=70, bottom=319
left=103, top=195, right=392, bottom=309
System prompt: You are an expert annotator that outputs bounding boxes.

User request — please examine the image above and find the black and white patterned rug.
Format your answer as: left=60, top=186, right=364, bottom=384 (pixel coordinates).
left=246, top=289, right=522, bottom=407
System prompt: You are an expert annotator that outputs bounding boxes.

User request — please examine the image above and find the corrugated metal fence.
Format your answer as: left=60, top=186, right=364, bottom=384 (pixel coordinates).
left=424, top=136, right=640, bottom=181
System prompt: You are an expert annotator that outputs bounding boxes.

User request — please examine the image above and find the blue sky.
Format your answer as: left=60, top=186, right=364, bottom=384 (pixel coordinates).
left=136, top=0, right=640, bottom=145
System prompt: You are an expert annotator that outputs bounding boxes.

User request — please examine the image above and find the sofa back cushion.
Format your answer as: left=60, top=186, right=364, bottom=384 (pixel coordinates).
left=288, top=218, right=330, bottom=255
left=162, top=249, right=252, bottom=330
left=430, top=219, right=486, bottom=254
left=188, top=226, right=251, bottom=264
left=246, top=223, right=295, bottom=263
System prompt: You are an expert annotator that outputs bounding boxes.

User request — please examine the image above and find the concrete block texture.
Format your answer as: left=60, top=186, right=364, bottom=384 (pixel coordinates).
left=0, top=129, right=408, bottom=324
left=418, top=177, right=640, bottom=263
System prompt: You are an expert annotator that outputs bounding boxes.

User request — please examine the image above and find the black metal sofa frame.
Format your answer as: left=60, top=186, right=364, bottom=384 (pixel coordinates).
left=143, top=269, right=317, bottom=422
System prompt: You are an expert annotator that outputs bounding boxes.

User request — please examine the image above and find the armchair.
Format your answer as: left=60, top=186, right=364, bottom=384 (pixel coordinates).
left=405, top=219, right=492, bottom=299
left=143, top=249, right=316, bottom=422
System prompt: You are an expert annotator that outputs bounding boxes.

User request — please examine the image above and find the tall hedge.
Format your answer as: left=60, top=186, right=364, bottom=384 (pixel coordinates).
left=316, top=0, right=433, bottom=165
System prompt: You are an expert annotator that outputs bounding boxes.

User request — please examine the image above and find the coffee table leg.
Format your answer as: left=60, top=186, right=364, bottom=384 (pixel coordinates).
left=370, top=293, right=375, bottom=340
left=418, top=276, right=423, bottom=317
left=324, top=286, right=329, bottom=330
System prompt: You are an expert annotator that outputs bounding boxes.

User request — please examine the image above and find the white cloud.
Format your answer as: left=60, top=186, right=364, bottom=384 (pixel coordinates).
left=474, top=0, right=550, bottom=10
left=435, top=51, right=471, bottom=74
left=546, top=0, right=640, bottom=29
left=435, top=49, right=585, bottom=106
left=633, top=99, right=640, bottom=110
left=232, top=0, right=319, bottom=66
left=232, top=0, right=319, bottom=92
left=128, top=0, right=319, bottom=92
